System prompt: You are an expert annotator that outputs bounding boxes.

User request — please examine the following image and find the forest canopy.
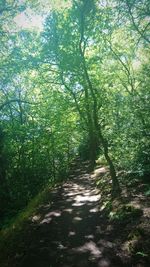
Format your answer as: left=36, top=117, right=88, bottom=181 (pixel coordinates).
left=0, top=0, right=150, bottom=225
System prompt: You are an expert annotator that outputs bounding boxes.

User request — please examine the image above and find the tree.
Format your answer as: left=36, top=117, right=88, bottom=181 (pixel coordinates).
left=1, top=0, right=149, bottom=223
left=116, top=0, right=150, bottom=44
left=41, top=0, right=121, bottom=196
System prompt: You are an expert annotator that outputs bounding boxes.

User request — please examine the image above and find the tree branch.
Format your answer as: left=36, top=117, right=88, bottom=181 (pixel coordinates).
left=0, top=99, right=39, bottom=111
left=125, top=0, right=150, bottom=43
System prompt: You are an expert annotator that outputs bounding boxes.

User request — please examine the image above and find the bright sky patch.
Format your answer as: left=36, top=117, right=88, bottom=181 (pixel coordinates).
left=14, top=8, right=45, bottom=31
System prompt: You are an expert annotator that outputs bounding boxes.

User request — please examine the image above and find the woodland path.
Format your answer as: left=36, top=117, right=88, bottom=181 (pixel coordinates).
left=7, top=159, right=146, bottom=267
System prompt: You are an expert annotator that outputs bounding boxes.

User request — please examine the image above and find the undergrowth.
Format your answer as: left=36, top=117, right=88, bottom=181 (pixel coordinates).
left=0, top=185, right=53, bottom=266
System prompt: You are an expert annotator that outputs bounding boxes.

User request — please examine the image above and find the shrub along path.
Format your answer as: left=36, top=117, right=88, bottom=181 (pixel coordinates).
left=1, top=159, right=150, bottom=267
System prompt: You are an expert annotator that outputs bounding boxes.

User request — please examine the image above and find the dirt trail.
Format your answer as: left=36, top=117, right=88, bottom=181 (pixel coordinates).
left=7, top=160, right=148, bottom=267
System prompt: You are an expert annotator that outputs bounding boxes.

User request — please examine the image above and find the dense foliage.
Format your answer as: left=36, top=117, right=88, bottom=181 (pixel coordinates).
left=0, top=0, right=149, bottom=226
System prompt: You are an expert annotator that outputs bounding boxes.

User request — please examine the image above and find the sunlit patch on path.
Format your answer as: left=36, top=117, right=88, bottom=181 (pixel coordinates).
left=10, top=161, right=133, bottom=267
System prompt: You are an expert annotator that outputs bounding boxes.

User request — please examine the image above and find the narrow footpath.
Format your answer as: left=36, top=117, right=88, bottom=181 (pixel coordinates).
left=4, top=160, right=149, bottom=267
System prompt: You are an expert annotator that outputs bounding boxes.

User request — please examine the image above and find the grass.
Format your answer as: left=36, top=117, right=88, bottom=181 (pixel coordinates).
left=0, top=185, right=53, bottom=266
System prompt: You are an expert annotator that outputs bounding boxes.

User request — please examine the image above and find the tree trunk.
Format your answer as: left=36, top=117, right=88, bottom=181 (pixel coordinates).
left=99, top=131, right=121, bottom=197
left=77, top=5, right=121, bottom=196
left=88, top=131, right=97, bottom=171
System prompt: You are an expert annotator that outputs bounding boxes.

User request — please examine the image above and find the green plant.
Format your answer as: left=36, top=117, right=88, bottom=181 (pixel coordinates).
left=109, top=205, right=143, bottom=222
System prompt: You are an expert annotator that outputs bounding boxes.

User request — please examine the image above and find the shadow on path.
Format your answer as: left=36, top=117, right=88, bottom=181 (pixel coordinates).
left=10, top=160, right=143, bottom=267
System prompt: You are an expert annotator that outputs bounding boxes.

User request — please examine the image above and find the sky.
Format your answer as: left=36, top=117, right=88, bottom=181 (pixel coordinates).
left=14, top=8, right=45, bottom=31
left=13, top=0, right=71, bottom=31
